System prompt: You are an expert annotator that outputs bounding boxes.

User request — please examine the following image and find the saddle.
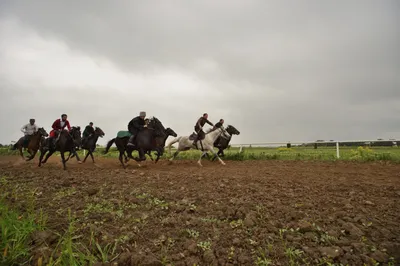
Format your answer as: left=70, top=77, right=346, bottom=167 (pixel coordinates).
left=189, top=132, right=197, bottom=141
left=21, top=136, right=30, bottom=149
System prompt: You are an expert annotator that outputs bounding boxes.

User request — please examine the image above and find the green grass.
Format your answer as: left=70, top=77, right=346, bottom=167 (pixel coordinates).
left=0, top=184, right=121, bottom=266
left=1, top=145, right=400, bottom=163
left=0, top=193, right=47, bottom=265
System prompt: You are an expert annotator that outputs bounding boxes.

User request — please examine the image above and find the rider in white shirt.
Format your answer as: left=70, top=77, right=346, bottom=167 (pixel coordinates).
left=21, top=119, right=38, bottom=142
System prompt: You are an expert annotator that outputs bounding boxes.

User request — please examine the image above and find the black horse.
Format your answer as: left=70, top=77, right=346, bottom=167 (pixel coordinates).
left=104, top=117, right=173, bottom=168
left=69, top=127, right=105, bottom=163
left=145, top=127, right=178, bottom=161
left=38, top=126, right=82, bottom=170
left=206, top=125, right=240, bottom=161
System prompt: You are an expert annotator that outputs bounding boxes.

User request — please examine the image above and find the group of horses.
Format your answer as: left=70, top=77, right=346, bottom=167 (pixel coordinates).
left=12, top=117, right=240, bottom=170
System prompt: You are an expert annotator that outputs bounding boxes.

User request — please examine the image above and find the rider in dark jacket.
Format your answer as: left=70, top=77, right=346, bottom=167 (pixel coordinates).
left=213, top=119, right=224, bottom=130
left=193, top=113, right=214, bottom=146
left=127, top=111, right=146, bottom=147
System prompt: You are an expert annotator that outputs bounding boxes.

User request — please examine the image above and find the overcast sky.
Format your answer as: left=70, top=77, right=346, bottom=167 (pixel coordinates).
left=0, top=0, right=399, bottom=146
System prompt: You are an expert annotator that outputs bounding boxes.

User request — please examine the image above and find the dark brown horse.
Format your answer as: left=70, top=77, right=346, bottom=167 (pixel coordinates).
left=145, top=127, right=177, bottom=161
left=205, top=125, right=240, bottom=161
left=38, top=126, right=82, bottom=170
left=12, top=127, right=49, bottom=161
left=69, top=127, right=105, bottom=163
left=104, top=118, right=174, bottom=168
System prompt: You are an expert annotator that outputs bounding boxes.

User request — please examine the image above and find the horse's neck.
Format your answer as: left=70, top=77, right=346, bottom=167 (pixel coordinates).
left=30, top=133, right=40, bottom=142
left=92, top=135, right=99, bottom=144
left=206, top=129, right=223, bottom=143
left=160, top=134, right=170, bottom=145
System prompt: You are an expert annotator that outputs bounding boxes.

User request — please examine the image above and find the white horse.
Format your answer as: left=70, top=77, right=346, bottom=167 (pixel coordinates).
left=166, top=127, right=231, bottom=166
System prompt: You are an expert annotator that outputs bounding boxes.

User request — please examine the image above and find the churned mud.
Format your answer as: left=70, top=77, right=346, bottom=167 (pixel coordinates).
left=0, top=155, right=399, bottom=265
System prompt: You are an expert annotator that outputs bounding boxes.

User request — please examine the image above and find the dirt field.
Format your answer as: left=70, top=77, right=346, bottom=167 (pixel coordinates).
left=1, top=155, right=400, bottom=266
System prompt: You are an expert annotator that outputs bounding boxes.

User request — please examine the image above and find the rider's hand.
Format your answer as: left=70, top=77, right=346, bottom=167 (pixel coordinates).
left=143, top=125, right=148, bottom=128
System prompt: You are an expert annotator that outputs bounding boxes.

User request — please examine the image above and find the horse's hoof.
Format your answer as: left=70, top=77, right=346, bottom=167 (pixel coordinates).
left=77, top=161, right=82, bottom=164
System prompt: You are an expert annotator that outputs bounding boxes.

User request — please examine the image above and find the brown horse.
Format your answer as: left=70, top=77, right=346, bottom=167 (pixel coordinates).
left=12, top=127, right=49, bottom=161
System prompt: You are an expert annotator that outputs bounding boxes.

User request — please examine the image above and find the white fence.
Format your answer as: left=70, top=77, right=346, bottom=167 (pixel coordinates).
left=229, top=139, right=399, bottom=159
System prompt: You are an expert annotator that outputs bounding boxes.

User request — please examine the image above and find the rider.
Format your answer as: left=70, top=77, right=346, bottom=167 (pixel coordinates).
left=127, top=111, right=147, bottom=147
left=193, top=113, right=214, bottom=146
left=82, top=122, right=95, bottom=145
left=49, top=114, right=71, bottom=149
left=21, top=119, right=38, bottom=145
left=213, top=119, right=224, bottom=130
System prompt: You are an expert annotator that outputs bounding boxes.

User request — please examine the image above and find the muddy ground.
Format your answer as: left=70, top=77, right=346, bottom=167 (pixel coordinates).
left=0, top=155, right=399, bottom=266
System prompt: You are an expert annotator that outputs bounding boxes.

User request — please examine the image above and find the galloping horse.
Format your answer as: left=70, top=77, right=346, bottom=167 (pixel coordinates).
left=104, top=117, right=174, bottom=168
left=166, top=126, right=231, bottom=166
left=207, top=125, right=240, bottom=161
left=12, top=127, right=49, bottom=161
left=38, top=126, right=82, bottom=170
left=69, top=127, right=105, bottom=163
left=145, top=127, right=178, bottom=161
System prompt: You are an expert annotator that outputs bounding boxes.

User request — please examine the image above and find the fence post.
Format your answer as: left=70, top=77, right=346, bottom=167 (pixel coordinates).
left=336, top=142, right=340, bottom=158
left=239, top=145, right=243, bottom=153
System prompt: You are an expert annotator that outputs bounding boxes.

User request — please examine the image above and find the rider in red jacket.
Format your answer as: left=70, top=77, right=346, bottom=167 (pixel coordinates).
left=49, top=114, right=71, bottom=149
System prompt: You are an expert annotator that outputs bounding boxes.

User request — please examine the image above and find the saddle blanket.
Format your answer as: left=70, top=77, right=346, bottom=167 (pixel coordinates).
left=117, top=131, right=132, bottom=138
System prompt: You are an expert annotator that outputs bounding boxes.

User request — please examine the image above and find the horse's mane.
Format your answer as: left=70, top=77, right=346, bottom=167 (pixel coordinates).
left=148, top=116, right=166, bottom=136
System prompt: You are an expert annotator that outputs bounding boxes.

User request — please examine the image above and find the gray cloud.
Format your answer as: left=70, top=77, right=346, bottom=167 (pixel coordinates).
left=1, top=0, right=400, bottom=145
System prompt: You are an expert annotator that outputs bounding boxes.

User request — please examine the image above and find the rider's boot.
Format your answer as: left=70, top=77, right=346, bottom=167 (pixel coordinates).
left=127, top=135, right=135, bottom=147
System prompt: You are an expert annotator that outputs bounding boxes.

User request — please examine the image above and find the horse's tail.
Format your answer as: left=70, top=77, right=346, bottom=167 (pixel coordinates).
left=11, top=143, right=17, bottom=150
left=166, top=136, right=181, bottom=154
left=104, top=138, right=116, bottom=154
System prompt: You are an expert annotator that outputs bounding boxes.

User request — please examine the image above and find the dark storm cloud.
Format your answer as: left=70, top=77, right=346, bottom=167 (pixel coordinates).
left=0, top=0, right=399, bottom=145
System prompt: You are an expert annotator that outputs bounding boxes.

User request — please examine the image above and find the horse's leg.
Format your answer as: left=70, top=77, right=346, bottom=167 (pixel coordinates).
left=67, top=152, right=75, bottom=161
left=89, top=149, right=95, bottom=163
left=197, top=151, right=208, bottom=167
left=154, top=148, right=162, bottom=163
left=124, top=151, right=129, bottom=163
left=210, top=148, right=226, bottom=166
left=64, top=153, right=70, bottom=162
left=135, top=149, right=146, bottom=162
left=119, top=150, right=126, bottom=169
left=211, top=149, right=221, bottom=162
left=26, top=149, right=38, bottom=161
left=60, top=151, right=67, bottom=170
left=18, top=145, right=25, bottom=160
left=147, top=151, right=154, bottom=161
left=74, top=150, right=82, bottom=163
left=38, top=149, right=47, bottom=167
left=169, top=150, right=180, bottom=161
left=42, top=149, right=54, bottom=164
left=83, top=149, right=90, bottom=163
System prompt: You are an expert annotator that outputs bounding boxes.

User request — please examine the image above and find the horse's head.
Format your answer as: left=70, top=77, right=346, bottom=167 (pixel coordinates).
left=226, top=125, right=240, bottom=135
left=147, top=116, right=166, bottom=137
left=70, top=126, right=82, bottom=145
left=38, top=127, right=49, bottom=137
left=94, top=127, right=105, bottom=138
left=165, top=127, right=178, bottom=137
